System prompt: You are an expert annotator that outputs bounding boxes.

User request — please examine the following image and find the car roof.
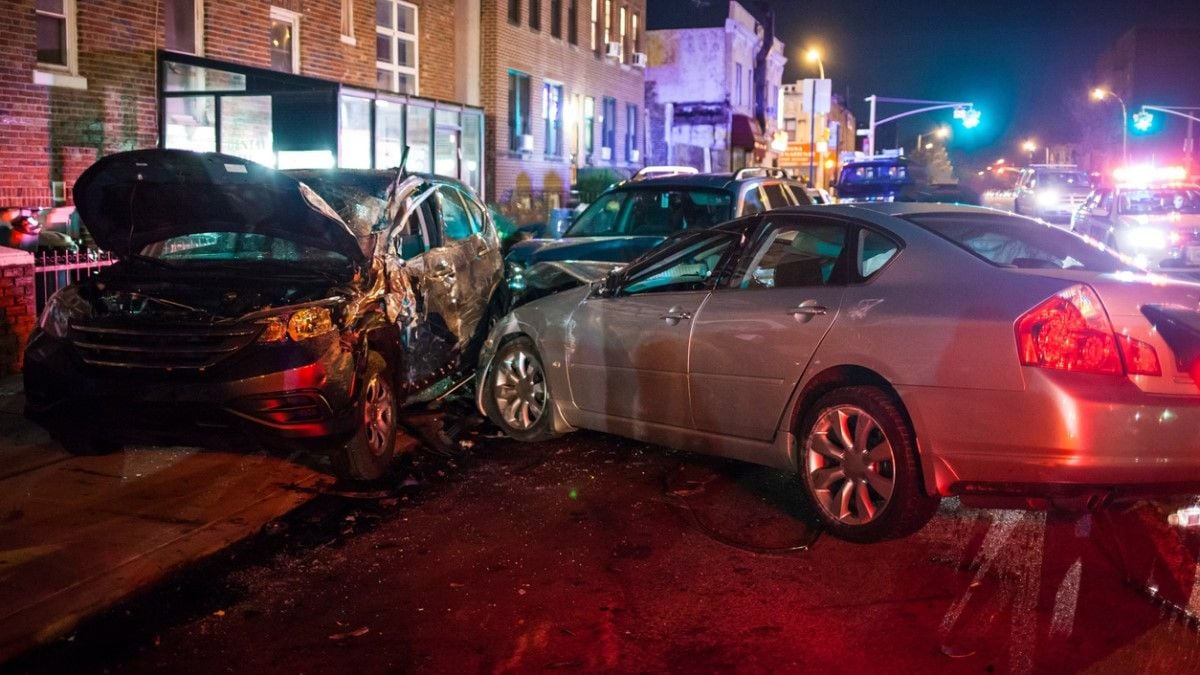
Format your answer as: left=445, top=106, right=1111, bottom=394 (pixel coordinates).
left=770, top=202, right=1018, bottom=219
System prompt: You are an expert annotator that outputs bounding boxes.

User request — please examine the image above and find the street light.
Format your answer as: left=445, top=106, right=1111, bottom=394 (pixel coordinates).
left=1022, top=139, right=1037, bottom=164
left=1091, top=87, right=1128, bottom=162
left=805, top=48, right=824, bottom=80
left=804, top=48, right=826, bottom=186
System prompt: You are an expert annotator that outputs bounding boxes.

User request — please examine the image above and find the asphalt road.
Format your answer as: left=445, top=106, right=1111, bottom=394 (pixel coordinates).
left=6, top=419, right=1200, bottom=674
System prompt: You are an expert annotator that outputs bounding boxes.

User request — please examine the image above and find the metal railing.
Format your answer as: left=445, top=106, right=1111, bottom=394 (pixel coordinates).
left=33, top=249, right=117, bottom=314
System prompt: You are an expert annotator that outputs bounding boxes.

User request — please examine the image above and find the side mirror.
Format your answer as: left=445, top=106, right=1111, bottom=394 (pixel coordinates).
left=598, top=267, right=623, bottom=297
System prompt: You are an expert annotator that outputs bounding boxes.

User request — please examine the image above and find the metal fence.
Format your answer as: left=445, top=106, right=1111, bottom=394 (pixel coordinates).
left=33, top=249, right=117, bottom=314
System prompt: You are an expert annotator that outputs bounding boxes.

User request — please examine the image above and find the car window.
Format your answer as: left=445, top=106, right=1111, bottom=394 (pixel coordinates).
left=905, top=213, right=1137, bottom=273
left=437, top=187, right=475, bottom=241
left=761, top=183, right=791, bottom=209
left=566, top=189, right=733, bottom=237
left=858, top=229, right=900, bottom=280
left=733, top=218, right=849, bottom=289
left=1117, top=188, right=1200, bottom=215
left=1038, top=171, right=1091, bottom=188
left=621, top=232, right=736, bottom=295
left=742, top=186, right=767, bottom=216
left=457, top=188, right=487, bottom=234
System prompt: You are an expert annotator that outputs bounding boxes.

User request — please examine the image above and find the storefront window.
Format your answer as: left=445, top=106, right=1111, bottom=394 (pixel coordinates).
left=406, top=105, right=432, bottom=173
left=164, top=96, right=216, bottom=152
left=375, top=100, right=405, bottom=169
left=339, top=95, right=372, bottom=169
left=461, top=112, right=482, bottom=195
left=434, top=109, right=459, bottom=178
left=221, top=96, right=274, bottom=166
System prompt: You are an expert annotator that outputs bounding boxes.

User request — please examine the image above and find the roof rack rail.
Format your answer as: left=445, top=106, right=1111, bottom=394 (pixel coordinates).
left=630, top=165, right=700, bottom=181
left=731, top=166, right=791, bottom=180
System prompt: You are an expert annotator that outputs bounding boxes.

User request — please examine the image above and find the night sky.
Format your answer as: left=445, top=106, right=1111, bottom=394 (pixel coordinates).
left=649, top=0, right=1200, bottom=163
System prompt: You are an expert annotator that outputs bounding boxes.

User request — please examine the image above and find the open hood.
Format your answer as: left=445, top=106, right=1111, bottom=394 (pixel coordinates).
left=74, top=150, right=365, bottom=264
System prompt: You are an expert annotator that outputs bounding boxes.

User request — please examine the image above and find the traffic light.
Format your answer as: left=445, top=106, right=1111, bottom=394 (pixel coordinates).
left=1132, top=110, right=1154, bottom=133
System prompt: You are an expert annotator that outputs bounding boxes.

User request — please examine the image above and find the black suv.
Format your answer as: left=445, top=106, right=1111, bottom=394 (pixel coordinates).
left=505, top=167, right=811, bottom=304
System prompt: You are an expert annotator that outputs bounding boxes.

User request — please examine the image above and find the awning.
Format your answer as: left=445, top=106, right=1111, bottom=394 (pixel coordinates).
left=730, top=114, right=766, bottom=150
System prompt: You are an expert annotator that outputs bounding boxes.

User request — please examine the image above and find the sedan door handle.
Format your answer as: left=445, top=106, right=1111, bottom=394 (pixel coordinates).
left=787, top=305, right=828, bottom=316
left=428, top=260, right=455, bottom=280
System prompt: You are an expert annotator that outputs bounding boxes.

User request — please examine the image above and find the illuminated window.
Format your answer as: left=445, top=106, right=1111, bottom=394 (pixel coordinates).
left=625, top=103, right=637, bottom=161
left=590, top=0, right=598, bottom=51
left=339, top=95, right=372, bottom=169
left=543, top=82, right=563, bottom=156
left=618, top=6, right=625, bottom=62
left=165, top=0, right=203, bottom=55
left=603, top=0, right=611, bottom=45
left=601, top=96, right=616, bottom=157
left=269, top=6, right=300, bottom=73
left=376, top=0, right=418, bottom=95
left=631, top=12, right=638, bottom=53
left=735, top=64, right=742, bottom=106
left=508, top=71, right=532, bottom=152
left=583, top=96, right=594, bottom=158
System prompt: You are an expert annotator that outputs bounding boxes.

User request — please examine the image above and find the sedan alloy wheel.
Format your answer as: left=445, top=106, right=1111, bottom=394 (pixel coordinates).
left=805, top=404, right=895, bottom=525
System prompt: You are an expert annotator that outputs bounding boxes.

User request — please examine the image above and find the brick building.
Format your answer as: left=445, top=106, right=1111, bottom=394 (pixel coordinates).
left=643, top=0, right=785, bottom=174
left=1, top=0, right=485, bottom=234
left=480, top=0, right=647, bottom=208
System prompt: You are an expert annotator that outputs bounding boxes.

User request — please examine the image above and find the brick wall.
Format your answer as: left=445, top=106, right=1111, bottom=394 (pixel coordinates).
left=0, top=250, right=36, bottom=375
left=0, top=0, right=462, bottom=211
left=481, top=0, right=646, bottom=202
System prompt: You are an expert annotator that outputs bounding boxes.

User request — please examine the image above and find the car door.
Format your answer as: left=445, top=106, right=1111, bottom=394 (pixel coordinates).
left=445, top=186, right=503, bottom=339
left=688, top=213, right=857, bottom=441
left=566, top=229, right=742, bottom=428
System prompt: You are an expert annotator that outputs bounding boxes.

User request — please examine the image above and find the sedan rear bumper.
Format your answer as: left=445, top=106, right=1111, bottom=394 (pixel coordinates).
left=899, top=370, right=1200, bottom=497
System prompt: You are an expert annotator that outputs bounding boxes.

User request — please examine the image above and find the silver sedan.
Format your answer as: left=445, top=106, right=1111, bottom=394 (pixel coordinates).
left=476, top=204, right=1200, bottom=542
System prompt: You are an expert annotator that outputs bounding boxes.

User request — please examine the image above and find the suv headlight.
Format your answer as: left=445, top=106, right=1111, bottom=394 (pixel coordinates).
left=39, top=288, right=92, bottom=339
left=257, top=307, right=336, bottom=343
left=1036, top=190, right=1061, bottom=207
left=1126, top=226, right=1168, bottom=251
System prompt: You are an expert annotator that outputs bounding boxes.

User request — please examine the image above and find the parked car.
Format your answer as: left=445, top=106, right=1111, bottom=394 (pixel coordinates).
left=477, top=203, right=1200, bottom=542
left=1012, top=165, right=1092, bottom=222
left=505, top=167, right=812, bottom=305
left=24, top=150, right=504, bottom=480
left=1070, top=175, right=1200, bottom=272
left=805, top=187, right=834, bottom=204
left=832, top=156, right=926, bottom=203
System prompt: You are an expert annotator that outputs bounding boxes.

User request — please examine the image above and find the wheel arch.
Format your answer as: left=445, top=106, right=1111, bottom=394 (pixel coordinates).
left=784, top=364, right=936, bottom=496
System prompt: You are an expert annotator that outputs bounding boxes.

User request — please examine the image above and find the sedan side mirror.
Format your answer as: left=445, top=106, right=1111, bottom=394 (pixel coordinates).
left=598, top=267, right=623, bottom=297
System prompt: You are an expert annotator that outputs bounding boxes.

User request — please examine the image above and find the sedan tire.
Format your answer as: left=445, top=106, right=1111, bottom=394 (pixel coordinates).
left=332, top=354, right=398, bottom=481
left=483, top=337, right=559, bottom=442
left=799, top=386, right=939, bottom=542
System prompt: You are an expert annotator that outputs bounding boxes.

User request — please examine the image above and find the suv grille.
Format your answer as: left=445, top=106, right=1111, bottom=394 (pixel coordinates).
left=69, top=321, right=261, bottom=370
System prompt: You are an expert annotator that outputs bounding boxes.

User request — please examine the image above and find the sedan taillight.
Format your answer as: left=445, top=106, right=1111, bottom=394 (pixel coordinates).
left=1015, top=284, right=1160, bottom=376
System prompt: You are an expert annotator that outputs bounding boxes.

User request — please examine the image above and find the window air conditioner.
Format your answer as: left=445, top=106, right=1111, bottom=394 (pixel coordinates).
left=630, top=149, right=640, bottom=162
left=600, top=146, right=612, bottom=160
left=520, top=134, right=534, bottom=152
left=605, top=41, right=623, bottom=59
left=631, top=52, right=647, bottom=68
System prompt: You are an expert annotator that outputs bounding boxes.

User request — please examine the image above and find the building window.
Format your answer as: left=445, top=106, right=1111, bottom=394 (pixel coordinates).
left=625, top=103, right=638, bottom=161
left=508, top=0, right=520, bottom=24
left=734, top=64, right=742, bottom=106
left=376, top=0, right=418, bottom=95
left=583, top=96, right=595, bottom=158
left=508, top=71, right=532, bottom=152
left=543, top=82, right=563, bottom=157
left=550, top=0, right=561, bottom=37
left=748, top=67, right=754, bottom=108
left=269, top=6, right=300, bottom=73
left=35, top=0, right=75, bottom=69
left=339, top=95, right=372, bottom=169
left=340, top=0, right=355, bottom=43
left=631, top=12, right=639, bottom=53
left=601, top=96, right=616, bottom=158
left=165, top=0, right=203, bottom=55
left=618, top=6, right=625, bottom=62
left=603, top=0, right=612, bottom=46
left=568, top=0, right=578, bottom=44
left=530, top=0, right=541, bottom=30
left=589, top=0, right=598, bottom=52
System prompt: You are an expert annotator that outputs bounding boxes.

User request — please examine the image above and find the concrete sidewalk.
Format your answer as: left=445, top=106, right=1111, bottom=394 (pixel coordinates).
left=0, top=376, right=330, bottom=662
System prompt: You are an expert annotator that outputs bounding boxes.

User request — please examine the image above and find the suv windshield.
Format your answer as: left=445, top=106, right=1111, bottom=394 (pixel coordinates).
left=1118, top=188, right=1200, bottom=215
left=905, top=213, right=1137, bottom=273
left=565, top=189, right=733, bottom=238
left=1037, top=171, right=1090, bottom=188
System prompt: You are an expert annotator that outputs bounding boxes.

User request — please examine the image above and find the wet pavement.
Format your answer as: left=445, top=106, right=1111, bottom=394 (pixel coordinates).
left=4, top=415, right=1200, bottom=674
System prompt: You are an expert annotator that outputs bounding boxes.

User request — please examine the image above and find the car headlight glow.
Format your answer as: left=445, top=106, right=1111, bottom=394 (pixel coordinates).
left=38, top=289, right=92, bottom=339
left=1127, top=226, right=1168, bottom=251
left=258, top=307, right=335, bottom=343
left=506, top=261, right=527, bottom=291
left=1036, top=190, right=1061, bottom=207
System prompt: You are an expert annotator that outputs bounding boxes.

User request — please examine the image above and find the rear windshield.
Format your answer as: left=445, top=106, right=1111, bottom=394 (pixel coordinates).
left=904, top=213, right=1136, bottom=273
left=566, top=188, right=733, bottom=238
